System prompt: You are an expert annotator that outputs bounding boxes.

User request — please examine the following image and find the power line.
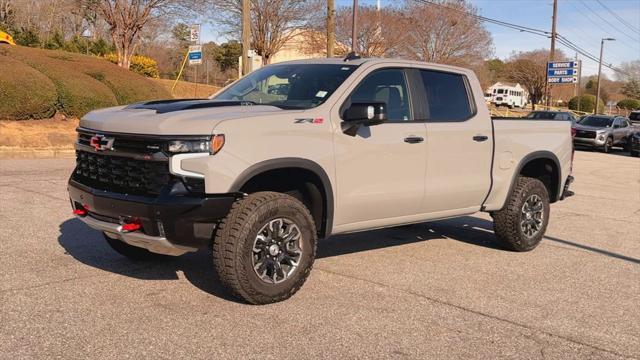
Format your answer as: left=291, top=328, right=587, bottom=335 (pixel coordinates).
left=578, top=0, right=639, bottom=45
left=595, top=0, right=640, bottom=36
left=409, top=0, right=626, bottom=75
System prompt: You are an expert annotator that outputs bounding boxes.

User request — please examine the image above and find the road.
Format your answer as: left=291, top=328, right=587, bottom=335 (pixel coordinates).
left=1, top=150, right=638, bottom=359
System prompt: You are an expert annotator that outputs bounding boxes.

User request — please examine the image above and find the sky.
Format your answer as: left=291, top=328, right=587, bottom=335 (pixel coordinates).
left=201, top=0, right=640, bottom=78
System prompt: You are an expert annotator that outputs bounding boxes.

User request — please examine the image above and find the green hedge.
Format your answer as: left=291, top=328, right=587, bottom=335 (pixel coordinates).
left=0, top=46, right=170, bottom=119
left=617, top=98, right=640, bottom=110
left=568, top=95, right=605, bottom=113
left=0, top=52, right=58, bottom=119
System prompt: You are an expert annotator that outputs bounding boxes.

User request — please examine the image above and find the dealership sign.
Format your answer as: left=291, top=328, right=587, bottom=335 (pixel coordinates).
left=547, top=61, right=580, bottom=84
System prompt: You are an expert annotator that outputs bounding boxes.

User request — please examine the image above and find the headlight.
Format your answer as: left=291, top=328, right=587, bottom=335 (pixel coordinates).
left=597, top=134, right=606, bottom=141
left=168, top=140, right=210, bottom=153
left=167, top=134, right=225, bottom=154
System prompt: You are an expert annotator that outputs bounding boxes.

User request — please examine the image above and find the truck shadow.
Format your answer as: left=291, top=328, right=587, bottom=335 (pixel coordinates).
left=58, top=215, right=638, bottom=303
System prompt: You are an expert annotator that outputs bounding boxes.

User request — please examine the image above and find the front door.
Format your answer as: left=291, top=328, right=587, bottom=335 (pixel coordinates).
left=332, top=67, right=427, bottom=227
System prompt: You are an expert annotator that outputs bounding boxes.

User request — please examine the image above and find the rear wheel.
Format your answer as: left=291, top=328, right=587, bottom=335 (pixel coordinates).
left=212, top=192, right=317, bottom=304
left=103, top=233, right=169, bottom=261
left=631, top=149, right=639, bottom=157
left=492, top=176, right=550, bottom=252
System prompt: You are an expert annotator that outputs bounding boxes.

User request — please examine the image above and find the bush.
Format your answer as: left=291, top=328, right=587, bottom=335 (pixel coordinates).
left=0, top=46, right=170, bottom=119
left=105, top=53, right=160, bottom=78
left=568, top=95, right=604, bottom=113
left=617, top=98, right=640, bottom=110
left=0, top=54, right=58, bottom=119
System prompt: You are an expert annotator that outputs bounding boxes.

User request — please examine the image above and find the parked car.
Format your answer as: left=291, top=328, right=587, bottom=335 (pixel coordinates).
left=572, top=115, right=635, bottom=153
left=629, top=111, right=640, bottom=125
left=630, top=131, right=640, bottom=157
left=68, top=58, right=574, bottom=304
left=523, top=111, right=578, bottom=124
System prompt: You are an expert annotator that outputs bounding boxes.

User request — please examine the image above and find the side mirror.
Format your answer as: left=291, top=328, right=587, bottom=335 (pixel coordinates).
left=341, top=102, right=387, bottom=136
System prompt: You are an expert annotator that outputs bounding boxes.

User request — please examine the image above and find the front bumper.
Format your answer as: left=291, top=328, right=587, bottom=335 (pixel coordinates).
left=573, top=137, right=605, bottom=148
left=68, top=180, right=237, bottom=254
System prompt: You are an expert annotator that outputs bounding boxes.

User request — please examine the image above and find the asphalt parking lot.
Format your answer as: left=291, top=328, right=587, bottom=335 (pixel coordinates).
left=1, top=150, right=638, bottom=359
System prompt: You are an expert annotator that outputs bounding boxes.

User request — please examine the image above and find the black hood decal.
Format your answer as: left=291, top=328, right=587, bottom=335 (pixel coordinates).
left=125, top=99, right=256, bottom=114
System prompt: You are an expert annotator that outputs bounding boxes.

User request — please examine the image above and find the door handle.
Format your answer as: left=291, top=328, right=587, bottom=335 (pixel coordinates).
left=404, top=136, right=424, bottom=144
left=473, top=135, right=489, bottom=142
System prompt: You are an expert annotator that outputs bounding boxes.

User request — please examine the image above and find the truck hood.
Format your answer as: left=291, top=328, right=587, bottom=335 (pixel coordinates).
left=80, top=100, right=288, bottom=135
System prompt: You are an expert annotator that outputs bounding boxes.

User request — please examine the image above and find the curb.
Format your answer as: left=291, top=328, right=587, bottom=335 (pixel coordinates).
left=0, top=148, right=75, bottom=160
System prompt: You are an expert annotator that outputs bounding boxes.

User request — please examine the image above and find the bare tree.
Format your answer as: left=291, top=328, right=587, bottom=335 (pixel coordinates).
left=503, top=49, right=566, bottom=109
left=398, top=0, right=492, bottom=67
left=334, top=4, right=407, bottom=58
left=211, top=0, right=316, bottom=65
left=96, top=0, right=202, bottom=69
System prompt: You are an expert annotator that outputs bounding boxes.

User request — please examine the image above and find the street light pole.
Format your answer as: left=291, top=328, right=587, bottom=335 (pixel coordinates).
left=595, top=37, right=615, bottom=114
left=351, top=0, right=358, bottom=53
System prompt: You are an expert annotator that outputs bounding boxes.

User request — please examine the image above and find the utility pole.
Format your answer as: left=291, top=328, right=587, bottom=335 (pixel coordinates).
left=327, top=0, right=335, bottom=57
left=241, top=0, right=250, bottom=76
left=351, top=0, right=358, bottom=53
left=595, top=37, right=616, bottom=114
left=546, top=0, right=558, bottom=108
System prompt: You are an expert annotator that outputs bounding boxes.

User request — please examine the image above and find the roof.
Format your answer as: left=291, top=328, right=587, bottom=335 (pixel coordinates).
left=269, top=57, right=473, bottom=73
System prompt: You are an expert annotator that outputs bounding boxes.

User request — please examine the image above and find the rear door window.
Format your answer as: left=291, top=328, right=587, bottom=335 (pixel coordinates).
left=419, top=70, right=474, bottom=122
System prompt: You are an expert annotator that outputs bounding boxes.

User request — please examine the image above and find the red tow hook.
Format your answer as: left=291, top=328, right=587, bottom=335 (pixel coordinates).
left=73, top=204, right=89, bottom=217
left=120, top=219, right=142, bottom=233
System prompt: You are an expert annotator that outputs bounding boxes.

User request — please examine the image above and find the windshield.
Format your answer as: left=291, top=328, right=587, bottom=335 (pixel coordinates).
left=525, top=112, right=557, bottom=120
left=579, top=116, right=613, bottom=127
left=213, top=64, right=357, bottom=109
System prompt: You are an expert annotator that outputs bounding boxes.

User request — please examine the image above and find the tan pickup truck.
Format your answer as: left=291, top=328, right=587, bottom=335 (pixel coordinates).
left=68, top=57, right=574, bottom=304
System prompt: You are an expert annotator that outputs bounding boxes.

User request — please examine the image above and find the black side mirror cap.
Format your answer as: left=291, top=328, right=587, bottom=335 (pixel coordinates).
left=341, top=102, right=388, bottom=136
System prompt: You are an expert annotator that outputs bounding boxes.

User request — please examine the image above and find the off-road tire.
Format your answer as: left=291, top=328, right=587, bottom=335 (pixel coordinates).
left=103, top=233, right=169, bottom=261
left=602, top=137, right=613, bottom=153
left=492, top=176, right=550, bottom=252
left=212, top=192, right=317, bottom=304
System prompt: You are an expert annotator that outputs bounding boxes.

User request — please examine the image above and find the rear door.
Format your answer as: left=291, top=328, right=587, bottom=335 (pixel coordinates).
left=415, top=68, right=493, bottom=214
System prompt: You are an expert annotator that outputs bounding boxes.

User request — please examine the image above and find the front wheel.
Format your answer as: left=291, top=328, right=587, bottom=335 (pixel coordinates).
left=492, top=176, right=550, bottom=252
left=602, top=137, right=613, bottom=153
left=212, top=192, right=317, bottom=304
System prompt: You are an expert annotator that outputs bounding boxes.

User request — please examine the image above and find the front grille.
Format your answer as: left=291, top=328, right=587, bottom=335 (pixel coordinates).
left=77, top=131, right=165, bottom=154
left=74, top=151, right=170, bottom=196
left=575, top=130, right=596, bottom=139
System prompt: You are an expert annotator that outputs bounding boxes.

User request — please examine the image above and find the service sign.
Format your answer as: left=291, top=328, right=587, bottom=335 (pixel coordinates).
left=547, top=61, right=580, bottom=84
left=188, top=45, right=202, bottom=65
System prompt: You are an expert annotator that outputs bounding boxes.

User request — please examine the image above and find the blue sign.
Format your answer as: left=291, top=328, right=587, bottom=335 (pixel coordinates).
left=547, top=61, right=580, bottom=84
left=548, top=68, right=576, bottom=77
left=548, top=76, right=577, bottom=84
left=188, top=45, right=203, bottom=65
left=547, top=61, right=577, bottom=69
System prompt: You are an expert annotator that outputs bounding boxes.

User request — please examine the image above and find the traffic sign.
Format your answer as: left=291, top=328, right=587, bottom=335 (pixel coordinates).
left=547, top=61, right=580, bottom=84
left=190, top=24, right=201, bottom=43
left=188, top=45, right=202, bottom=65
